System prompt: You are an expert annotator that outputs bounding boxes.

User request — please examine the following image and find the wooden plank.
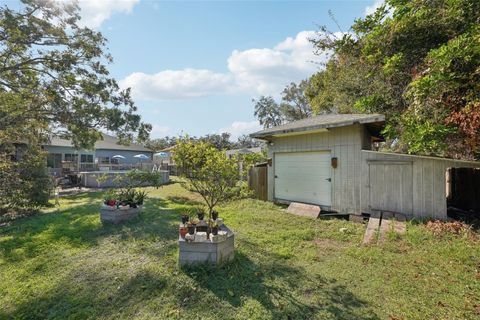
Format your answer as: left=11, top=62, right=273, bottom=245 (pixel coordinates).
left=378, top=217, right=393, bottom=244
left=363, top=217, right=380, bottom=245
left=393, top=220, right=406, bottom=234
left=286, top=202, right=321, bottom=218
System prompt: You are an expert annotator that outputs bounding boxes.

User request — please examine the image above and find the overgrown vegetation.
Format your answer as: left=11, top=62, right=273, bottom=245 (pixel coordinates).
left=306, top=0, right=480, bottom=159
left=252, top=0, right=480, bottom=160
left=1, top=182, right=479, bottom=319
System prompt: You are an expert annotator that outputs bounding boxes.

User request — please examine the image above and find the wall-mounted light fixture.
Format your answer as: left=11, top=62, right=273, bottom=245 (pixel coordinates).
left=331, top=157, right=338, bottom=169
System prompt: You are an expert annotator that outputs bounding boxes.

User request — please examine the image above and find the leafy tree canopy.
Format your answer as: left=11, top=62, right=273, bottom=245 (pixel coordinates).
left=253, top=81, right=314, bottom=129
left=308, top=0, right=480, bottom=159
left=0, top=0, right=151, bottom=149
left=0, top=0, right=150, bottom=214
left=173, top=138, right=246, bottom=216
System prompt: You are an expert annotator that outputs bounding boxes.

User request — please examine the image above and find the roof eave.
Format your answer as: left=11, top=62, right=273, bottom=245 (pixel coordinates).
left=250, top=116, right=385, bottom=139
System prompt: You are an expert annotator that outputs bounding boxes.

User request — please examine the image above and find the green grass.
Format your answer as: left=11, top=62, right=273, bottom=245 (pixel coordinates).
left=1, top=182, right=479, bottom=319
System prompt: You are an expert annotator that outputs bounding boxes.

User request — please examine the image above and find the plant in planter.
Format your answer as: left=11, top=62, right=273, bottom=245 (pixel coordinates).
left=173, top=138, right=246, bottom=222
left=181, top=213, right=189, bottom=225
left=134, top=190, right=147, bottom=206
left=187, top=220, right=196, bottom=235
left=211, top=222, right=219, bottom=235
left=197, top=209, right=205, bottom=221
left=211, top=210, right=219, bottom=221
left=104, top=189, right=117, bottom=207
left=100, top=186, right=150, bottom=223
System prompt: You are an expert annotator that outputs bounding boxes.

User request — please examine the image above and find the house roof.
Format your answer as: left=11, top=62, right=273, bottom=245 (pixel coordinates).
left=250, top=113, right=385, bottom=139
left=159, top=145, right=176, bottom=152
left=225, top=147, right=262, bottom=156
left=46, top=133, right=152, bottom=152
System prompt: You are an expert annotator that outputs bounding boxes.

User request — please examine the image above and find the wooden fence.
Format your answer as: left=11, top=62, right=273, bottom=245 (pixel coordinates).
left=248, top=165, right=268, bottom=201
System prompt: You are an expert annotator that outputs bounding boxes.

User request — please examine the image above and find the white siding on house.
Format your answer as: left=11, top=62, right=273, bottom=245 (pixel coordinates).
left=267, top=124, right=366, bottom=213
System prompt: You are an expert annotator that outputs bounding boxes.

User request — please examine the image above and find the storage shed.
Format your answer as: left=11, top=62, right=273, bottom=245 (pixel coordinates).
left=250, top=114, right=480, bottom=220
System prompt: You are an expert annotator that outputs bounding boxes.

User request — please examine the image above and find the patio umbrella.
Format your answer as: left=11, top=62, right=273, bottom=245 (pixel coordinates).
left=134, top=153, right=149, bottom=169
left=112, top=155, right=126, bottom=159
left=154, top=152, right=169, bottom=157
left=133, top=154, right=149, bottom=160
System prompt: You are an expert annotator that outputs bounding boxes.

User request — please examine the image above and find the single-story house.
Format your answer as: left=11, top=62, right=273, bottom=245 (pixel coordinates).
left=153, top=145, right=176, bottom=166
left=250, top=114, right=480, bottom=220
left=226, top=147, right=263, bottom=159
left=43, top=133, right=153, bottom=175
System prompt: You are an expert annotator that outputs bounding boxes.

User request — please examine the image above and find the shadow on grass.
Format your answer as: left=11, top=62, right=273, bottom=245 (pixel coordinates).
left=166, top=195, right=203, bottom=207
left=5, top=267, right=168, bottom=319
left=0, top=193, right=183, bottom=262
left=182, top=240, right=379, bottom=319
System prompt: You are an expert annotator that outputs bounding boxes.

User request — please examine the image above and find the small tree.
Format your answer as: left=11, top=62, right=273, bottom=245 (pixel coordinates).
left=173, top=138, right=244, bottom=219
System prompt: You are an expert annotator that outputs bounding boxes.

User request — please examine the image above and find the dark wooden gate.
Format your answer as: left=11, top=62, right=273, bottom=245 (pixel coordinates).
left=248, top=165, right=268, bottom=201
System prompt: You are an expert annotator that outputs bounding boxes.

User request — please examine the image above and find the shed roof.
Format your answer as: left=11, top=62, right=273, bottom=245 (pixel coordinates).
left=225, top=147, right=262, bottom=157
left=46, top=133, right=152, bottom=152
left=250, top=113, right=385, bottom=139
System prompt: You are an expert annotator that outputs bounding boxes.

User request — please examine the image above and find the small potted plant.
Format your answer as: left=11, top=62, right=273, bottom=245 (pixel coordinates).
left=134, top=190, right=147, bottom=206
left=181, top=213, right=189, bottom=225
left=211, top=222, right=219, bottom=235
left=187, top=219, right=196, bottom=235
left=211, top=210, right=219, bottom=221
left=197, top=209, right=205, bottom=221
left=179, top=225, right=188, bottom=239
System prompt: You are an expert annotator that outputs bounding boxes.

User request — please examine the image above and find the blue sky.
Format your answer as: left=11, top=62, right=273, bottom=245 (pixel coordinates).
left=21, top=0, right=383, bottom=139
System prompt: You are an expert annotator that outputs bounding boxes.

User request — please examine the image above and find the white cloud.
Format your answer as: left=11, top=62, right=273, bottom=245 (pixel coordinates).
left=55, top=0, right=140, bottom=29
left=121, top=30, right=324, bottom=101
left=218, top=121, right=262, bottom=140
left=150, top=124, right=170, bottom=138
left=120, top=69, right=234, bottom=100
left=365, top=0, right=384, bottom=16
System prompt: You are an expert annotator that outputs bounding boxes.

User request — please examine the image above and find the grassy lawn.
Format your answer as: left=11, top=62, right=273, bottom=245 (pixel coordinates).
left=1, top=182, right=479, bottom=319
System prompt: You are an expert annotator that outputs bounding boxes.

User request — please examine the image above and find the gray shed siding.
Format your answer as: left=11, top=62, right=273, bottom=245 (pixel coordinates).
left=267, top=124, right=369, bottom=214
left=361, top=151, right=480, bottom=219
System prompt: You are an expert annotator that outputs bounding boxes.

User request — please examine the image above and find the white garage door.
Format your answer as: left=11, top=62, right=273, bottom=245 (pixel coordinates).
left=274, top=151, right=332, bottom=206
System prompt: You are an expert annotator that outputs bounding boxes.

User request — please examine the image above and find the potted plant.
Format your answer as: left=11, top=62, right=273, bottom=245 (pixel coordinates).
left=181, top=213, right=189, bottom=225
left=179, top=225, right=188, bottom=239
left=211, top=210, right=219, bottom=221
left=100, top=188, right=148, bottom=224
left=197, top=209, right=205, bottom=221
left=103, top=189, right=117, bottom=206
left=187, top=220, right=196, bottom=235
left=134, top=190, right=147, bottom=206
left=211, top=222, right=219, bottom=235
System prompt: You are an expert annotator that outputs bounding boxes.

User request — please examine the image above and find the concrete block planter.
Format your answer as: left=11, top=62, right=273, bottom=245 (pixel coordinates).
left=99, top=206, right=142, bottom=224
left=179, top=224, right=234, bottom=266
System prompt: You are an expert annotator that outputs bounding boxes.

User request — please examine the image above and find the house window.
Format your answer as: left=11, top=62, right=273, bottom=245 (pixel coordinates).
left=81, top=154, right=93, bottom=163
left=111, top=158, right=119, bottom=164
left=99, top=157, right=110, bottom=164
left=47, top=153, right=62, bottom=168
left=80, top=154, right=94, bottom=170
left=64, top=154, right=78, bottom=163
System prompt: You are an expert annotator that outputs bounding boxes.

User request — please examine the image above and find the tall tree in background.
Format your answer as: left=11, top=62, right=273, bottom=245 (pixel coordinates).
left=253, top=81, right=314, bottom=128
left=280, top=80, right=313, bottom=121
left=0, top=0, right=151, bottom=214
left=145, top=136, right=177, bottom=152
left=253, top=96, right=283, bottom=129
left=308, top=0, right=480, bottom=159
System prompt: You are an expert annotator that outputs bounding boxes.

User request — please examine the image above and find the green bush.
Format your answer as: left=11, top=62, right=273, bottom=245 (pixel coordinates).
left=0, top=146, right=53, bottom=218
